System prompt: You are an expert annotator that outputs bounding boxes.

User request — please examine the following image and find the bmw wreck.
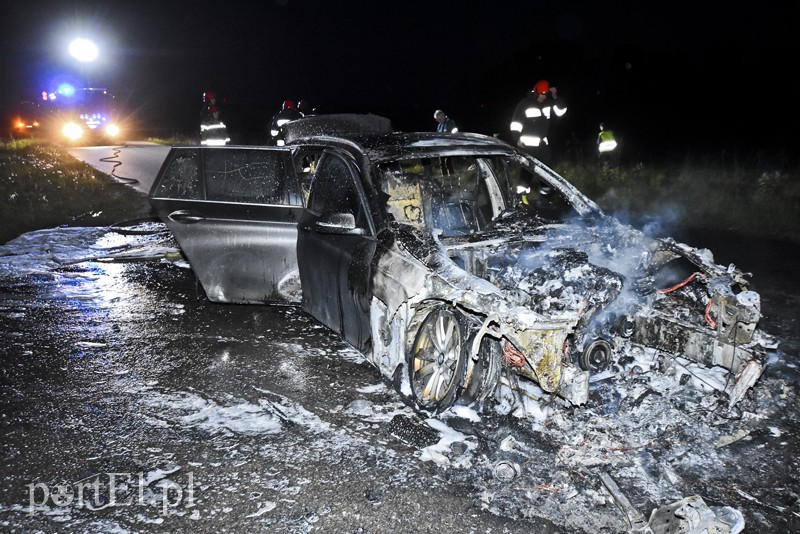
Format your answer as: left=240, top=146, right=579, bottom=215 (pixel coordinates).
left=148, top=114, right=776, bottom=417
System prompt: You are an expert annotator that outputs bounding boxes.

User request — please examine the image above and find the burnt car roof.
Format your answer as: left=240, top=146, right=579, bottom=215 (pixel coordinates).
left=289, top=129, right=517, bottom=164
left=282, top=113, right=394, bottom=141
left=363, top=132, right=517, bottom=163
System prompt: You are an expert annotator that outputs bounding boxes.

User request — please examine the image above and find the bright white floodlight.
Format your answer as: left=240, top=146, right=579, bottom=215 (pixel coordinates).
left=68, top=38, right=99, bottom=62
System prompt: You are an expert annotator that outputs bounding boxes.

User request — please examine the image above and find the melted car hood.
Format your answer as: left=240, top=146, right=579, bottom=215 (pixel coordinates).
left=440, top=215, right=649, bottom=297
left=411, top=212, right=762, bottom=344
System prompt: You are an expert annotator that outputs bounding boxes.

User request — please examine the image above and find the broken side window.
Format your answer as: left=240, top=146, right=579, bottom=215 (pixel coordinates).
left=309, top=153, right=369, bottom=230
left=204, top=149, right=297, bottom=205
left=293, top=148, right=324, bottom=206
left=153, top=148, right=201, bottom=200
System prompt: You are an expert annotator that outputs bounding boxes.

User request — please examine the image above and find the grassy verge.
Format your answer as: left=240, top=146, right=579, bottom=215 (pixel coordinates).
left=0, top=139, right=154, bottom=244
left=145, top=134, right=198, bottom=145
left=557, top=152, right=800, bottom=243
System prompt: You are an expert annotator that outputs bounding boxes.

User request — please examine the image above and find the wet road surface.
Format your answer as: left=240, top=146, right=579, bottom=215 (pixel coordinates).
left=0, top=224, right=798, bottom=533
left=67, top=142, right=172, bottom=195
left=0, top=234, right=558, bottom=533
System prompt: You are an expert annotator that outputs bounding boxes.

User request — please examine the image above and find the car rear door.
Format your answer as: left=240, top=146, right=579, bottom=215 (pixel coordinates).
left=148, top=146, right=303, bottom=304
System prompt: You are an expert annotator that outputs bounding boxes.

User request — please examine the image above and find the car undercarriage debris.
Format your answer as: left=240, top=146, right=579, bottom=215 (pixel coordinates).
left=600, top=472, right=745, bottom=534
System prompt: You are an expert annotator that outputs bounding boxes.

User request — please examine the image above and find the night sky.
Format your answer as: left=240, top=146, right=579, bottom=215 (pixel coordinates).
left=2, top=1, right=798, bottom=156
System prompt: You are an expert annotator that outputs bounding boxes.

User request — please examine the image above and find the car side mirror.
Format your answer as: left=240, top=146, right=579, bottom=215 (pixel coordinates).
left=314, top=212, right=365, bottom=235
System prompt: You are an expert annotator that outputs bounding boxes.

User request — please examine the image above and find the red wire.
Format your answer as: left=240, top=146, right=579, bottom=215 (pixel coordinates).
left=704, top=299, right=717, bottom=329
left=657, top=272, right=716, bottom=329
left=657, top=272, right=706, bottom=294
left=502, top=340, right=526, bottom=367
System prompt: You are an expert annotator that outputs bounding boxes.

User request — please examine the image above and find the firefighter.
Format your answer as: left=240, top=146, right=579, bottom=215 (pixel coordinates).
left=597, top=122, right=618, bottom=157
left=509, top=80, right=567, bottom=165
left=434, top=109, right=459, bottom=133
left=200, top=91, right=230, bottom=146
left=201, top=91, right=218, bottom=122
left=269, top=99, right=303, bottom=146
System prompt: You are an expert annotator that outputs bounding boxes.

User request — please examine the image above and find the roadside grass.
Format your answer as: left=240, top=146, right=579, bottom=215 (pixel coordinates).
left=0, top=139, right=153, bottom=244
left=557, top=151, right=800, bottom=242
left=145, top=134, right=197, bottom=146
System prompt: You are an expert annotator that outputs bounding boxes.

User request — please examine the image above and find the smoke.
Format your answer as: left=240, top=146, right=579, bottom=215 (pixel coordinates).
left=597, top=187, right=686, bottom=238
left=638, top=203, right=685, bottom=238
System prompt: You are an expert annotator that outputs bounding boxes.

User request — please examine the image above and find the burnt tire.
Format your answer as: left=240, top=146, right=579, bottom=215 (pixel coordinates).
left=463, top=335, right=503, bottom=405
left=408, top=306, right=468, bottom=412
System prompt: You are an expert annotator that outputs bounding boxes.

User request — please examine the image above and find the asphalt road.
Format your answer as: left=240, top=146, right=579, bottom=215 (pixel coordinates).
left=67, top=141, right=172, bottom=195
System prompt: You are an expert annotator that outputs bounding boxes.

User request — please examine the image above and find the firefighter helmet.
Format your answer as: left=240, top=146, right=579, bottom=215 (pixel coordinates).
left=533, top=80, right=550, bottom=94
left=283, top=99, right=296, bottom=109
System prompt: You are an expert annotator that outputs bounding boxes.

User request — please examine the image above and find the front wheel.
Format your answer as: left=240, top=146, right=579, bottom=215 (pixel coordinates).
left=408, top=306, right=468, bottom=412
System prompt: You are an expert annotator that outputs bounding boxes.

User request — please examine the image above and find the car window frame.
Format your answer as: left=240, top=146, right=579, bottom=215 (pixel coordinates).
left=306, top=149, right=376, bottom=236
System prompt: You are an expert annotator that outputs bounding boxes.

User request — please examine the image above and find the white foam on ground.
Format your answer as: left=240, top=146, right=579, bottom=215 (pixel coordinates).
left=0, top=226, right=181, bottom=279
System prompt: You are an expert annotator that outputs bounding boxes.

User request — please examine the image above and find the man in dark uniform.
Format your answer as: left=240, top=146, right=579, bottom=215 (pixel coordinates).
left=434, top=109, right=459, bottom=133
left=509, top=80, right=567, bottom=165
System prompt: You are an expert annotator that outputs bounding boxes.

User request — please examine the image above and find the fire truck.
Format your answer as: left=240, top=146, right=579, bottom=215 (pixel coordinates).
left=41, top=85, right=122, bottom=145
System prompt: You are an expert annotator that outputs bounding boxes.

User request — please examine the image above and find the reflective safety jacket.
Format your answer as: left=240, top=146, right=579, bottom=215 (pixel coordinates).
left=200, top=121, right=230, bottom=146
left=597, top=130, right=617, bottom=153
left=200, top=102, right=229, bottom=145
left=509, top=93, right=567, bottom=148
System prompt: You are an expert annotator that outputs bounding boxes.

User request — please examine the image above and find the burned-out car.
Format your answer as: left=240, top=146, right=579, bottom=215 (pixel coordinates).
left=148, top=115, right=775, bottom=414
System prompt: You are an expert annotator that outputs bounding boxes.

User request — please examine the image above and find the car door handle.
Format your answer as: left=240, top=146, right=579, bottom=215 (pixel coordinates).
left=168, top=210, right=206, bottom=224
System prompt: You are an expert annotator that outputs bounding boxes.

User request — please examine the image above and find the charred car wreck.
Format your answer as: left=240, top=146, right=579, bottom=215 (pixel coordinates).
left=148, top=115, right=775, bottom=416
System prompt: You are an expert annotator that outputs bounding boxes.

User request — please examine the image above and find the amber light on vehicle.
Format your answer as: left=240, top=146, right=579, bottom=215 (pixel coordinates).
left=13, top=119, right=38, bottom=130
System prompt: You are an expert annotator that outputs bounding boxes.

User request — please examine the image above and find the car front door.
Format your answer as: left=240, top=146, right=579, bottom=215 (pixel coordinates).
left=297, top=151, right=377, bottom=351
left=148, top=146, right=303, bottom=304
